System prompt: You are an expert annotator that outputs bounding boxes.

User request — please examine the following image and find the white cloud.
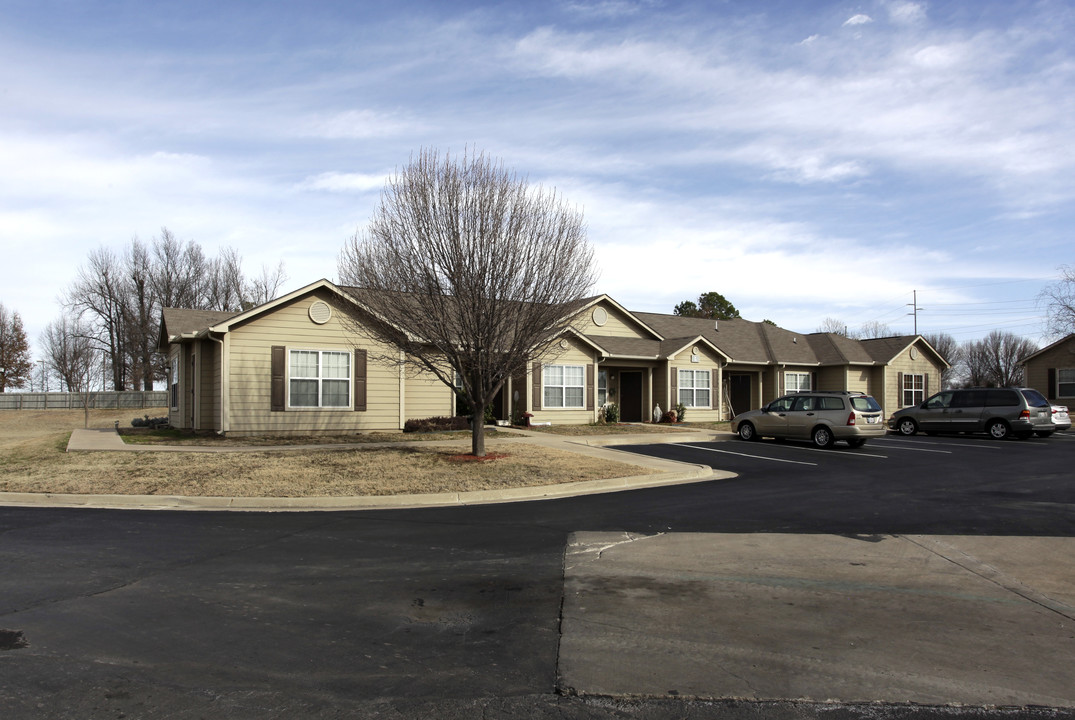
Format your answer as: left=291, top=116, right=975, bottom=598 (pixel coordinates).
left=886, top=1, right=927, bottom=25
left=297, top=172, right=388, bottom=194
left=843, top=14, right=874, bottom=26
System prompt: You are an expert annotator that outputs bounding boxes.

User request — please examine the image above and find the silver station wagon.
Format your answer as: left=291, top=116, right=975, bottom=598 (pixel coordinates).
left=888, top=387, right=1055, bottom=440
left=732, top=391, right=886, bottom=449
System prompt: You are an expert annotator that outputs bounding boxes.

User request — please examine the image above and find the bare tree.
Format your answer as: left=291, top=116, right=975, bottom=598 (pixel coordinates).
left=0, top=302, right=32, bottom=392
left=338, top=148, right=596, bottom=457
left=923, top=332, right=961, bottom=388
left=150, top=227, right=209, bottom=311
left=42, top=313, right=99, bottom=426
left=857, top=320, right=894, bottom=339
left=815, top=317, right=850, bottom=336
left=963, top=330, right=1037, bottom=387
left=243, top=261, right=288, bottom=309
left=66, top=246, right=130, bottom=389
left=204, top=246, right=246, bottom=312
left=1041, top=265, right=1075, bottom=338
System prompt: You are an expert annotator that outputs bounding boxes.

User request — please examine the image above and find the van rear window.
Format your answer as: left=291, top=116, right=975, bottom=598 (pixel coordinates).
left=851, top=396, right=881, bottom=412
left=1021, top=389, right=1050, bottom=407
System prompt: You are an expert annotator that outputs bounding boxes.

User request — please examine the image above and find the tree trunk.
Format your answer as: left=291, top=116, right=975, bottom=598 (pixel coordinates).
left=471, top=404, right=486, bottom=457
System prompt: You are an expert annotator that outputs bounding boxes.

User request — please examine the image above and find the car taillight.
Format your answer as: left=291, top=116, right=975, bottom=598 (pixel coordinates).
left=847, top=413, right=856, bottom=426
left=1019, top=410, right=1030, bottom=420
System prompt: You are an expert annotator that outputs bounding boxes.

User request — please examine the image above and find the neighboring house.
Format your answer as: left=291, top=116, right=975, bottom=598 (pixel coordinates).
left=1020, top=333, right=1075, bottom=406
left=159, top=279, right=948, bottom=436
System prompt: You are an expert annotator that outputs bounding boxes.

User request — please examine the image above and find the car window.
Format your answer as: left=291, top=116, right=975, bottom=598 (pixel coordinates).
left=1021, top=389, right=1050, bottom=408
left=792, top=396, right=816, bottom=411
left=985, top=389, right=1019, bottom=407
left=850, top=396, right=882, bottom=412
left=923, top=392, right=953, bottom=409
left=819, top=397, right=845, bottom=410
left=768, top=397, right=794, bottom=412
left=953, top=391, right=985, bottom=408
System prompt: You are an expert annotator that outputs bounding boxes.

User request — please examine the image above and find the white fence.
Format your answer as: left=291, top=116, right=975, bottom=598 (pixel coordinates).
left=0, top=391, right=168, bottom=411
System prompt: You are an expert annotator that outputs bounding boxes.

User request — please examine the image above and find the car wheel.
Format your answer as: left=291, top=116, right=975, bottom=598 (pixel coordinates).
left=812, top=426, right=834, bottom=449
left=847, top=439, right=867, bottom=448
left=987, top=420, right=1010, bottom=440
left=1035, top=430, right=1055, bottom=438
left=897, top=418, right=918, bottom=436
left=737, top=422, right=757, bottom=441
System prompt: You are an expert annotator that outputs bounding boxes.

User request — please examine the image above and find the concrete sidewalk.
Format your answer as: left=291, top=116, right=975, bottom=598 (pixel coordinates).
left=559, top=532, right=1075, bottom=707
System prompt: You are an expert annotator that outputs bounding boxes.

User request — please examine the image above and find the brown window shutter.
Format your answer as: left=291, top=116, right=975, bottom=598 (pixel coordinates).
left=1048, top=368, right=1056, bottom=398
left=811, top=372, right=818, bottom=391
left=711, top=369, right=718, bottom=405
left=924, top=374, right=930, bottom=396
left=671, top=367, right=678, bottom=395
left=532, top=362, right=542, bottom=410
left=271, top=346, right=285, bottom=412
left=353, top=349, right=367, bottom=412
left=897, top=372, right=904, bottom=403
left=586, top=364, right=595, bottom=411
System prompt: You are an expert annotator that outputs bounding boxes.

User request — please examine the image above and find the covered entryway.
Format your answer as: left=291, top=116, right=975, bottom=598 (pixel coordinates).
left=727, top=373, right=753, bottom=418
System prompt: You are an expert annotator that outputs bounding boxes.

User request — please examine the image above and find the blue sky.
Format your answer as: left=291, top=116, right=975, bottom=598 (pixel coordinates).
left=3, top=0, right=1073, bottom=354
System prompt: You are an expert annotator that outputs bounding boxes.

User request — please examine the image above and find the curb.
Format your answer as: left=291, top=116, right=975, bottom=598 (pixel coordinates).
left=8, top=429, right=736, bottom=512
left=0, top=466, right=729, bottom=512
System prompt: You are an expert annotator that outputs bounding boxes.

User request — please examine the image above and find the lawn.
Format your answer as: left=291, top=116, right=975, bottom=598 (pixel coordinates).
left=0, top=410, right=658, bottom=498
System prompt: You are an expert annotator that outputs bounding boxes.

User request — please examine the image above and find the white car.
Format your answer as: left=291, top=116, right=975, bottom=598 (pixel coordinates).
left=1052, top=405, right=1071, bottom=431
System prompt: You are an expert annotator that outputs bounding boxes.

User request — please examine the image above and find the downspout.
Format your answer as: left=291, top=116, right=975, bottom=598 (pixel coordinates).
left=208, top=333, right=226, bottom=436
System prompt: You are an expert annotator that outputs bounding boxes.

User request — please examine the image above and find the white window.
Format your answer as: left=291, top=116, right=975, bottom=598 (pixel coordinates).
left=170, top=356, right=179, bottom=409
left=597, top=370, right=608, bottom=407
left=786, top=371, right=812, bottom=393
left=289, top=350, right=351, bottom=408
left=1058, top=369, right=1075, bottom=398
left=544, top=364, right=585, bottom=408
left=903, top=373, right=925, bottom=407
left=678, top=369, right=711, bottom=408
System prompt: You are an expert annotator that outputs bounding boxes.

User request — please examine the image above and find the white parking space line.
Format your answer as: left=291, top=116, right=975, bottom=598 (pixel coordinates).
left=875, top=437, right=998, bottom=450
left=679, top=444, right=818, bottom=466
left=867, top=439, right=953, bottom=454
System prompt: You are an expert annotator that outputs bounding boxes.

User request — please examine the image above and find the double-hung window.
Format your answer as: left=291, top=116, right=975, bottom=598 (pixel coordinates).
left=544, top=364, right=585, bottom=408
left=785, top=371, right=811, bottom=393
left=597, top=370, right=608, bottom=407
left=678, top=369, right=711, bottom=408
left=289, top=350, right=351, bottom=408
left=903, top=373, right=925, bottom=407
left=1059, top=369, right=1075, bottom=398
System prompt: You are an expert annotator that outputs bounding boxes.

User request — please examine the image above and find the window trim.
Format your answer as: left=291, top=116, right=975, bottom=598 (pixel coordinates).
left=1058, top=368, right=1075, bottom=399
left=678, top=368, right=712, bottom=409
left=287, top=348, right=353, bottom=410
left=170, top=355, right=179, bottom=409
left=543, top=363, right=586, bottom=409
left=785, top=371, right=812, bottom=393
left=903, top=372, right=925, bottom=408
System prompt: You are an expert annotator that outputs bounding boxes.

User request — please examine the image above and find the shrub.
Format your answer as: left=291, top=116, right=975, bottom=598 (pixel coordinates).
left=603, top=403, right=620, bottom=423
left=660, top=410, right=678, bottom=424
left=675, top=403, right=687, bottom=423
left=131, top=415, right=169, bottom=429
left=403, top=416, right=470, bottom=433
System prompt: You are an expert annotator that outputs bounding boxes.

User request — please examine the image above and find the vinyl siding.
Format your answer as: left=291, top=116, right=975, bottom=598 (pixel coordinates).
left=1024, top=336, right=1075, bottom=403
left=225, top=292, right=403, bottom=435
left=666, top=345, right=723, bottom=421
left=575, top=301, right=658, bottom=339
left=404, top=364, right=454, bottom=421
left=529, top=339, right=598, bottom=425
left=885, top=340, right=944, bottom=417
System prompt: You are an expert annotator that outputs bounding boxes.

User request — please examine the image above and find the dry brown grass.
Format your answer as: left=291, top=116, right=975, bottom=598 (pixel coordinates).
left=0, top=409, right=650, bottom=498
left=527, top=421, right=730, bottom=436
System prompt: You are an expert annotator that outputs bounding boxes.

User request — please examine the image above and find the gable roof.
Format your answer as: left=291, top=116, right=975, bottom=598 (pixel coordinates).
left=1019, top=333, right=1073, bottom=364
left=158, top=307, right=239, bottom=349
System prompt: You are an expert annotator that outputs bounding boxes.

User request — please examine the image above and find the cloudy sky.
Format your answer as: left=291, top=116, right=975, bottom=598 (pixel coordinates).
left=3, top=0, right=1073, bottom=354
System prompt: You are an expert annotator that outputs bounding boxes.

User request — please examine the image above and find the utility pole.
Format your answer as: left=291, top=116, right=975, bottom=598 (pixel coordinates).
left=907, top=290, right=924, bottom=335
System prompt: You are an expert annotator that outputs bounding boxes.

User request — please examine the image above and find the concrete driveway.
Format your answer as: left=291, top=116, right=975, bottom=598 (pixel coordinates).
left=560, top=532, right=1075, bottom=707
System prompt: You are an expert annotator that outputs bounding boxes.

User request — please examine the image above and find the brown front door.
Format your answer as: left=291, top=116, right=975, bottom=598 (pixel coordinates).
left=620, top=371, right=643, bottom=422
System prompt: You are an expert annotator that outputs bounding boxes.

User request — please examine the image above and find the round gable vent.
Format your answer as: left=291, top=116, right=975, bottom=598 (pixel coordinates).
left=309, top=301, right=332, bottom=325
left=592, top=307, right=608, bottom=326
